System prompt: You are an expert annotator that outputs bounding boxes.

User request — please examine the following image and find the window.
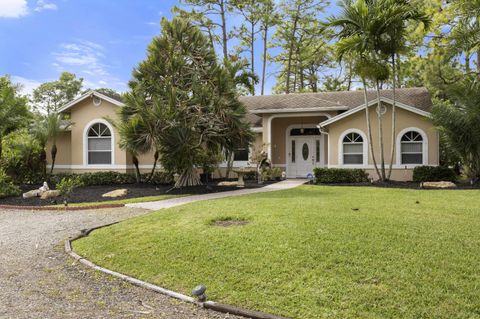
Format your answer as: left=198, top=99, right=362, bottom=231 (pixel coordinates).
left=343, top=132, right=364, bottom=165
left=400, top=131, right=423, bottom=164
left=315, top=140, right=320, bottom=163
left=233, top=148, right=249, bottom=161
left=291, top=140, right=296, bottom=163
left=290, top=128, right=321, bottom=136
left=87, top=123, right=112, bottom=165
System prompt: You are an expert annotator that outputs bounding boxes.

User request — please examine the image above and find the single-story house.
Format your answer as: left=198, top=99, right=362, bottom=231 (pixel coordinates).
left=47, top=87, right=438, bottom=181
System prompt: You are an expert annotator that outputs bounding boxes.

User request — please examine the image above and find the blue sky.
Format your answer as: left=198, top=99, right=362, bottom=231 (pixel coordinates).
left=0, top=0, right=340, bottom=95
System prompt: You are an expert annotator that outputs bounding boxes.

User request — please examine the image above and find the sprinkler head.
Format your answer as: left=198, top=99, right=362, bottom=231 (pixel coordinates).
left=192, top=284, right=207, bottom=302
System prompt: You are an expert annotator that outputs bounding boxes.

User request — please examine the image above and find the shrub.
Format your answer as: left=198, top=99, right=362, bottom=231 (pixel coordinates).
left=313, top=168, right=369, bottom=184
left=0, top=168, right=21, bottom=198
left=413, top=166, right=457, bottom=182
left=50, top=171, right=174, bottom=187
left=271, top=167, right=283, bottom=180
left=243, top=170, right=257, bottom=181
left=56, top=176, right=84, bottom=204
left=141, top=171, right=174, bottom=185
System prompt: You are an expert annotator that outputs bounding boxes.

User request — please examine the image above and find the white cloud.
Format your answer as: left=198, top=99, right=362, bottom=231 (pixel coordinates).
left=52, top=39, right=125, bottom=91
left=10, top=75, right=43, bottom=95
left=0, top=0, right=28, bottom=18
left=34, top=0, right=57, bottom=12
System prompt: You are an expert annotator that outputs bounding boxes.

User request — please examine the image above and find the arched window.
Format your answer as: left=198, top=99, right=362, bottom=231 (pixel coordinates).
left=400, top=131, right=423, bottom=164
left=343, top=132, right=364, bottom=165
left=87, top=123, right=112, bottom=165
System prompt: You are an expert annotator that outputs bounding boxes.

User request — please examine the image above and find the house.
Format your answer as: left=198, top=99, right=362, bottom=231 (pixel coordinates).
left=47, top=87, right=438, bottom=181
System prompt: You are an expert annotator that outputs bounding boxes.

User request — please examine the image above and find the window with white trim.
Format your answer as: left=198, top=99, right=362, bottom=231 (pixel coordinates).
left=87, top=123, right=112, bottom=165
left=400, top=131, right=423, bottom=164
left=343, top=133, right=364, bottom=165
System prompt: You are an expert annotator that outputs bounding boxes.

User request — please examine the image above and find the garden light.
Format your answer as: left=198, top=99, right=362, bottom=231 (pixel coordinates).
left=192, top=284, right=207, bottom=302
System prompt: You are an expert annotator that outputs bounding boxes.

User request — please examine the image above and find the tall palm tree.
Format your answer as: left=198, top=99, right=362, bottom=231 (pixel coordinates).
left=328, top=0, right=429, bottom=181
left=327, top=0, right=385, bottom=179
left=46, top=113, right=71, bottom=174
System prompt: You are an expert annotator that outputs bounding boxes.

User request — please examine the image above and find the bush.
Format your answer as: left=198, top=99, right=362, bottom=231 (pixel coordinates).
left=243, top=170, right=257, bottom=181
left=0, top=169, right=21, bottom=198
left=313, top=168, right=369, bottom=184
left=271, top=167, right=283, bottom=180
left=56, top=176, right=84, bottom=203
left=413, top=166, right=457, bottom=182
left=50, top=171, right=174, bottom=187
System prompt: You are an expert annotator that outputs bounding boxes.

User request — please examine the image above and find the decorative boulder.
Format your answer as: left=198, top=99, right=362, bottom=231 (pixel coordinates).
left=40, top=190, right=61, bottom=199
left=217, top=181, right=238, bottom=187
left=23, top=189, right=42, bottom=199
left=421, top=181, right=457, bottom=189
left=102, top=189, right=128, bottom=198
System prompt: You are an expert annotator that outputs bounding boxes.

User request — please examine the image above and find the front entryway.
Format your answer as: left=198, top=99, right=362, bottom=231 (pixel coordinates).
left=286, top=127, right=324, bottom=178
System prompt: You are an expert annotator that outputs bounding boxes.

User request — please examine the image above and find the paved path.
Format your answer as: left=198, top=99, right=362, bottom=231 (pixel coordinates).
left=127, top=179, right=307, bottom=210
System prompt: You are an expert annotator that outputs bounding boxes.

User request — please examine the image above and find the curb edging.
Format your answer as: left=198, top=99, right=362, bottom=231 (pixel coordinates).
left=65, top=223, right=290, bottom=319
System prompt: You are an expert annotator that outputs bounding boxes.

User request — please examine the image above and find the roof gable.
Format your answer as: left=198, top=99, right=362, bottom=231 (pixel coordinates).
left=319, top=97, right=432, bottom=127
left=58, top=90, right=124, bottom=113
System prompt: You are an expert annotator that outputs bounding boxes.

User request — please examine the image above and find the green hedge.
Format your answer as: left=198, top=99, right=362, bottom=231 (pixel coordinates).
left=413, top=166, right=457, bottom=182
left=313, top=168, right=369, bottom=184
left=50, top=171, right=173, bottom=186
left=0, top=169, right=21, bottom=198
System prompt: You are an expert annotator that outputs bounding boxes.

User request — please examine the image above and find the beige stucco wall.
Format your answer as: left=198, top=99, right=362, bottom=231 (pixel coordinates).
left=46, top=131, right=71, bottom=165
left=69, top=98, right=127, bottom=167
left=326, top=103, right=439, bottom=181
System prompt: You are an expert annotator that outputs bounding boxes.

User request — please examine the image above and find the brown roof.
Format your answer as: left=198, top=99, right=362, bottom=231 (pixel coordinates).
left=239, top=87, right=432, bottom=117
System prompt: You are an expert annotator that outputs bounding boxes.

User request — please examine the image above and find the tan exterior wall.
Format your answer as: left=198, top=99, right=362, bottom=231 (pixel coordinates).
left=46, top=131, right=71, bottom=165
left=326, top=103, right=439, bottom=181
left=69, top=98, right=127, bottom=167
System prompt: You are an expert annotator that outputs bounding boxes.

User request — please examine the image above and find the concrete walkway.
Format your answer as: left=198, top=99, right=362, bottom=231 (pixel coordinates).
left=127, top=179, right=307, bottom=210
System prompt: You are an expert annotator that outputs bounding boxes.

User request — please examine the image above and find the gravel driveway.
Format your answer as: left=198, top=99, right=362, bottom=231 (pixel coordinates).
left=0, top=207, right=240, bottom=319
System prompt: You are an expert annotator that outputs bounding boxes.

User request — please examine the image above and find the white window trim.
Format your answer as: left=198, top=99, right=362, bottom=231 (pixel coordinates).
left=83, top=119, right=115, bottom=167
left=396, top=127, right=428, bottom=168
left=338, top=128, right=368, bottom=167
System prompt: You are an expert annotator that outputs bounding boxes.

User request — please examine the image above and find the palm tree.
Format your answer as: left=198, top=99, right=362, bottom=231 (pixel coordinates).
left=30, top=116, right=49, bottom=178
left=46, top=112, right=71, bottom=174
left=327, top=0, right=385, bottom=179
left=328, top=0, right=429, bottom=181
left=377, top=0, right=430, bottom=179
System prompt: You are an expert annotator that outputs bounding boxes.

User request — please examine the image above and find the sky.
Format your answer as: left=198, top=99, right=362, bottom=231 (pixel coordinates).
left=0, top=0, right=340, bottom=96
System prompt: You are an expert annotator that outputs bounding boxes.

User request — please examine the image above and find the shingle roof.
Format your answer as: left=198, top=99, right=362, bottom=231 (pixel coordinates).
left=239, top=87, right=432, bottom=116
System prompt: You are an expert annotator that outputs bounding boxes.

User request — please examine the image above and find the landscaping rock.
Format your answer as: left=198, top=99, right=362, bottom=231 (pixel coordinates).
left=23, top=189, right=42, bottom=199
left=102, top=189, right=128, bottom=198
left=421, top=181, right=457, bottom=189
left=217, top=181, right=238, bottom=187
left=40, top=190, right=61, bottom=199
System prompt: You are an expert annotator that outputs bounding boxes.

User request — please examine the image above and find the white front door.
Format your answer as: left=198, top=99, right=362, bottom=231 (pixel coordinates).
left=287, top=136, right=323, bottom=178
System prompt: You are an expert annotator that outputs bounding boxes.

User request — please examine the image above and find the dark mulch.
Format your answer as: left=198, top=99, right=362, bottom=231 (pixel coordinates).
left=318, top=180, right=480, bottom=190
left=0, top=181, right=272, bottom=207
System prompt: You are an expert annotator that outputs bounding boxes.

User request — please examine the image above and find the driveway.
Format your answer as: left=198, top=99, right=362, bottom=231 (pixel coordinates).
left=0, top=207, right=240, bottom=318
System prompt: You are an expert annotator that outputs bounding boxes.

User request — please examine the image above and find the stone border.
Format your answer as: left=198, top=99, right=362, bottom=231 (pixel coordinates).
left=66, top=223, right=290, bottom=319
left=0, top=203, right=125, bottom=211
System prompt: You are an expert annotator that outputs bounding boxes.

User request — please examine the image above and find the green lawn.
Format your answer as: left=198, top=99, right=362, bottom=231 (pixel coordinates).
left=73, top=186, right=480, bottom=318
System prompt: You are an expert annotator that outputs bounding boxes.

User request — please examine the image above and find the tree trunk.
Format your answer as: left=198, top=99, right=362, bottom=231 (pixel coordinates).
left=220, top=0, right=228, bottom=61
left=132, top=154, right=141, bottom=183
left=175, top=167, right=201, bottom=188
left=147, top=150, right=159, bottom=182
left=251, top=20, right=255, bottom=95
left=375, top=81, right=386, bottom=181
left=362, top=78, right=381, bottom=179
left=261, top=23, right=268, bottom=95
left=387, top=53, right=397, bottom=180
left=285, top=12, right=299, bottom=94
left=225, top=151, right=234, bottom=179
left=49, top=144, right=57, bottom=175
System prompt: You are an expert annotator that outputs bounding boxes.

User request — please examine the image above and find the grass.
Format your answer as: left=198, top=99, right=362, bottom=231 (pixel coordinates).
left=73, top=185, right=480, bottom=318
left=49, top=194, right=183, bottom=207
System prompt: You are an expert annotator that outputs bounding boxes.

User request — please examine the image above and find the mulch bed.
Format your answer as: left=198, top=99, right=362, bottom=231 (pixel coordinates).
left=0, top=181, right=273, bottom=207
